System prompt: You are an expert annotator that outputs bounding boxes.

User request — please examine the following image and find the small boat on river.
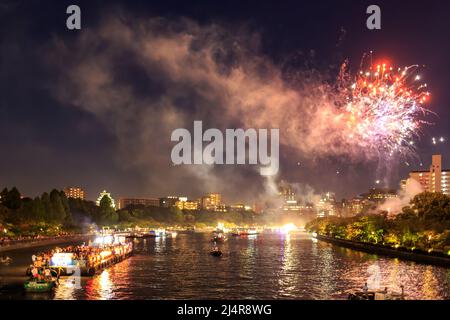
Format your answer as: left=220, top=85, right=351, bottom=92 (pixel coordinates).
left=231, top=228, right=259, bottom=236
left=24, top=278, right=58, bottom=293
left=210, top=245, right=222, bottom=257
left=347, top=285, right=405, bottom=300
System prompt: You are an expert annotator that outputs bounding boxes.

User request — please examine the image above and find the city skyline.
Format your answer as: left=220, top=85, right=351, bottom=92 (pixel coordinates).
left=2, top=1, right=450, bottom=204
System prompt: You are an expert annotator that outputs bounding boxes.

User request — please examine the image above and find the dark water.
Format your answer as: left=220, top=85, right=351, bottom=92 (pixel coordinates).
left=0, top=232, right=449, bottom=300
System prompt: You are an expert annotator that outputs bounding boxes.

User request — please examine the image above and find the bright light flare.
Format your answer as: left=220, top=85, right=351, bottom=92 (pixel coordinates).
left=336, top=59, right=432, bottom=158
left=281, top=223, right=297, bottom=234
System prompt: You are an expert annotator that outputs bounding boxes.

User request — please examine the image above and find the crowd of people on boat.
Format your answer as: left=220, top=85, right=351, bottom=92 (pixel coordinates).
left=30, top=242, right=132, bottom=269
left=29, top=265, right=58, bottom=282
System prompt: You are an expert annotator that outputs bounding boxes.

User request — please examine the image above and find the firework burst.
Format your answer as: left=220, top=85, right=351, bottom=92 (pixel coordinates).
left=336, top=58, right=431, bottom=158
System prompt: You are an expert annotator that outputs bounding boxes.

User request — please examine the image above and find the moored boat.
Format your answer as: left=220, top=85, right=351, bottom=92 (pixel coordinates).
left=347, top=285, right=405, bottom=300
left=231, top=228, right=259, bottom=236
left=27, top=235, right=133, bottom=277
left=210, top=249, right=222, bottom=257
left=24, top=278, right=57, bottom=293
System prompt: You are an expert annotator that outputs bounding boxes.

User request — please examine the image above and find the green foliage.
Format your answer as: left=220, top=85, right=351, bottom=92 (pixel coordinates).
left=1, top=187, right=21, bottom=210
left=306, top=191, right=450, bottom=251
left=0, top=186, right=266, bottom=232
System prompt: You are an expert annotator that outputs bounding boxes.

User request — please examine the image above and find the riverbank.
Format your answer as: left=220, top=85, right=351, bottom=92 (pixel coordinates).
left=316, top=234, right=450, bottom=268
left=0, top=235, right=90, bottom=253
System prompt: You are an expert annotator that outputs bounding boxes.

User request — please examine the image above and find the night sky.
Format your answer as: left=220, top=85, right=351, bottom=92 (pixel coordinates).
left=1, top=0, right=450, bottom=203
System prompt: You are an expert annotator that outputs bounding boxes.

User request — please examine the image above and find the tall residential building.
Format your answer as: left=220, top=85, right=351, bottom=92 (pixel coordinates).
left=279, top=185, right=301, bottom=212
left=64, top=187, right=85, bottom=200
left=96, top=190, right=116, bottom=209
left=117, top=197, right=160, bottom=210
left=408, top=154, right=450, bottom=195
left=316, top=192, right=337, bottom=218
left=201, top=193, right=222, bottom=211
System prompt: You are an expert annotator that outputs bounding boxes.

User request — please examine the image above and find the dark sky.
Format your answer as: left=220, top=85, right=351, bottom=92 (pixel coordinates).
left=1, top=0, right=450, bottom=203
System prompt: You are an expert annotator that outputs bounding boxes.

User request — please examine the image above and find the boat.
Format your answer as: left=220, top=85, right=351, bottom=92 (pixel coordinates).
left=148, top=229, right=166, bottom=238
left=231, top=228, right=259, bottom=236
left=24, top=278, right=57, bottom=293
left=211, top=232, right=226, bottom=243
left=347, top=286, right=405, bottom=300
left=210, top=249, right=222, bottom=257
left=167, top=231, right=178, bottom=238
left=27, top=235, right=133, bottom=277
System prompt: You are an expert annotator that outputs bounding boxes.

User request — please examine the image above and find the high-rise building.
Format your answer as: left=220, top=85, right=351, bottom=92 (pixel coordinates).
left=279, top=184, right=301, bottom=212
left=408, top=154, right=450, bottom=195
left=201, top=193, right=222, bottom=211
left=96, top=190, right=116, bottom=209
left=64, top=187, right=85, bottom=200
left=316, top=192, right=337, bottom=217
left=117, top=197, right=160, bottom=210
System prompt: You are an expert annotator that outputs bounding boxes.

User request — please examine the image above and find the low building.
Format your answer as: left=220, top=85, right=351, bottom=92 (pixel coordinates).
left=117, top=197, right=160, bottom=210
left=201, top=193, right=222, bottom=211
left=362, top=188, right=397, bottom=204
left=64, top=187, right=85, bottom=200
left=176, top=198, right=199, bottom=210
left=316, top=192, right=337, bottom=218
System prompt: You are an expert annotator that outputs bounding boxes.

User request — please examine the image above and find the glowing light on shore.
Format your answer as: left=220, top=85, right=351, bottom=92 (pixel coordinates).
left=281, top=223, right=297, bottom=234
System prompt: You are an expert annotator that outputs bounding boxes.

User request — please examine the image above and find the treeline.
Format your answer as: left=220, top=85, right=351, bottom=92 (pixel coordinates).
left=1, top=186, right=316, bottom=234
left=0, top=187, right=72, bottom=224
left=0, top=187, right=120, bottom=233
left=0, top=187, right=262, bottom=232
left=306, top=191, right=450, bottom=253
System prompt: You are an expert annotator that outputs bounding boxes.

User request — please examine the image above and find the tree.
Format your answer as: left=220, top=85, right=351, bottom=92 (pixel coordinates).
left=50, top=189, right=66, bottom=222
left=3, top=187, right=21, bottom=210
left=0, top=204, right=10, bottom=222
left=0, top=188, right=8, bottom=205
left=31, top=197, right=45, bottom=221
left=99, top=195, right=118, bottom=224
left=41, top=192, right=52, bottom=221
left=59, top=191, right=73, bottom=225
left=409, top=192, right=450, bottom=221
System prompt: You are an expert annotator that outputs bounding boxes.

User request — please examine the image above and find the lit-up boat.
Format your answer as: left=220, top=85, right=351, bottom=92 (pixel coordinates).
left=211, top=232, right=226, bottom=243
left=148, top=229, right=166, bottom=238
left=31, top=235, right=133, bottom=277
left=24, top=278, right=58, bottom=293
left=231, top=228, right=259, bottom=236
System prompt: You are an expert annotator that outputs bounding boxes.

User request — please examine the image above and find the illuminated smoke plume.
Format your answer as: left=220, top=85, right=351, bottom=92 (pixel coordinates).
left=45, top=12, right=432, bottom=203
left=377, top=179, right=423, bottom=216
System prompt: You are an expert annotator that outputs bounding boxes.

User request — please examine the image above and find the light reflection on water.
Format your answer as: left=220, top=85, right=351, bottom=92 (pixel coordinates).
left=0, top=232, right=448, bottom=300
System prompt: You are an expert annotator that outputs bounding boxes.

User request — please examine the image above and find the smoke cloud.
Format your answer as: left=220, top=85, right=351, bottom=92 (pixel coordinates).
left=377, top=179, right=423, bottom=216
left=44, top=12, right=396, bottom=203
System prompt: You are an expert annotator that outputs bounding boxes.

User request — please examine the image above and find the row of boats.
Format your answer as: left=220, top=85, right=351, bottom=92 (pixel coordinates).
left=208, top=228, right=260, bottom=257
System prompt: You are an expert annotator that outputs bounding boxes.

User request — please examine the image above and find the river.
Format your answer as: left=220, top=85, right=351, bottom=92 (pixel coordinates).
left=0, top=232, right=448, bottom=300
